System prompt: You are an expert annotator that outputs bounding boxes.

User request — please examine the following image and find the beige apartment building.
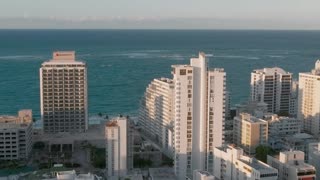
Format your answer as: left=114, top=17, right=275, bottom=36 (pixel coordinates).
left=40, top=51, right=88, bottom=134
left=0, top=110, right=33, bottom=160
left=233, top=113, right=268, bottom=155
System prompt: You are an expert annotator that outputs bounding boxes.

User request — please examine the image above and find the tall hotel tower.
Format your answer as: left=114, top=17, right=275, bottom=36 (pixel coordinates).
left=251, top=67, right=292, bottom=115
left=172, top=52, right=226, bottom=179
left=40, top=51, right=88, bottom=134
left=298, top=60, right=320, bottom=136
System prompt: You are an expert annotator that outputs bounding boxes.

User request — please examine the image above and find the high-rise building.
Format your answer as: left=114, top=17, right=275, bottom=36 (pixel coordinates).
left=0, top=110, right=33, bottom=160
left=298, top=60, right=320, bottom=136
left=213, top=145, right=278, bottom=180
left=40, top=51, right=88, bottom=134
left=172, top=52, right=226, bottom=179
left=139, top=78, right=174, bottom=156
left=105, top=117, right=132, bottom=179
left=251, top=67, right=292, bottom=115
left=233, top=113, right=268, bottom=155
left=267, top=151, right=316, bottom=180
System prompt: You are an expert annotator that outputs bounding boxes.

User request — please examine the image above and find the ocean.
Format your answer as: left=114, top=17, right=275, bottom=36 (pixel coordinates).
left=0, top=29, right=320, bottom=120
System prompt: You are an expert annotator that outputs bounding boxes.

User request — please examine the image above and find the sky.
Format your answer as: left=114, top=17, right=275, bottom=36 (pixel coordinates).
left=0, top=0, right=320, bottom=29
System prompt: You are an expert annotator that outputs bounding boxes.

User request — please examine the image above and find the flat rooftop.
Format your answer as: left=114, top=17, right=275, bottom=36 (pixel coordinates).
left=149, top=168, right=176, bottom=180
left=239, top=157, right=277, bottom=174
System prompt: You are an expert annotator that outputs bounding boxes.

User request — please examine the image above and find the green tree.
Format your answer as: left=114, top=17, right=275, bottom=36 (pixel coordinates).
left=255, top=145, right=276, bottom=163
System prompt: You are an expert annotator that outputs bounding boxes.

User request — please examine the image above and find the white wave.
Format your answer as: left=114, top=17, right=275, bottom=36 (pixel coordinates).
left=215, top=55, right=260, bottom=60
left=268, top=55, right=284, bottom=58
left=0, top=55, right=42, bottom=59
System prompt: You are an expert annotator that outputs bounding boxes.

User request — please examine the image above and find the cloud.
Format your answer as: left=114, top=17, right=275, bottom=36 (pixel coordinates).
left=0, top=17, right=319, bottom=30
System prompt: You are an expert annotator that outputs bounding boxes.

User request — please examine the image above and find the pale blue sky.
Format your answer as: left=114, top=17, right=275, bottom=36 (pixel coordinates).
left=0, top=0, right=320, bottom=29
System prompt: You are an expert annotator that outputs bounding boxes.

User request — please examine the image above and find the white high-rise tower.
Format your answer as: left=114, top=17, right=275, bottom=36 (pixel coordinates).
left=40, top=51, right=88, bottom=134
left=251, top=67, right=292, bottom=115
left=298, top=60, right=320, bottom=136
left=172, top=52, right=226, bottom=179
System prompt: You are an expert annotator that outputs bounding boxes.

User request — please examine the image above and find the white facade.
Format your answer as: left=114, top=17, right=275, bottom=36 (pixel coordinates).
left=267, top=151, right=316, bottom=180
left=172, top=52, right=226, bottom=179
left=289, top=80, right=299, bottom=117
left=193, top=170, right=216, bottom=180
left=40, top=51, right=88, bottom=134
left=308, top=142, right=320, bottom=179
left=139, top=78, right=174, bottom=156
left=105, top=117, right=131, bottom=179
left=213, top=145, right=278, bottom=180
left=298, top=60, right=320, bottom=136
left=265, top=114, right=301, bottom=137
left=251, top=67, right=292, bottom=114
left=233, top=113, right=268, bottom=155
left=0, top=110, right=33, bottom=160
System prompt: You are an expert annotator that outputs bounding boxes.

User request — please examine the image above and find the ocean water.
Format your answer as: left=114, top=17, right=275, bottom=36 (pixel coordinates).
left=0, top=30, right=320, bottom=120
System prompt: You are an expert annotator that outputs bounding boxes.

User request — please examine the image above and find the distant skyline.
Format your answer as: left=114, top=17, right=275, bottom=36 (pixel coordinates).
left=1, top=0, right=320, bottom=29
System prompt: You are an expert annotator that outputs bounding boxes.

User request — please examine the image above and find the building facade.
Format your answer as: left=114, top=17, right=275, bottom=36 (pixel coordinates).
left=233, top=113, right=268, bottom=155
left=40, top=51, right=88, bottom=134
left=298, top=60, right=320, bottom=136
left=267, top=151, right=316, bottom=180
left=139, top=78, right=174, bottom=156
left=0, top=110, right=33, bottom=160
left=105, top=117, right=132, bottom=179
left=251, top=67, right=292, bottom=115
left=213, top=145, right=278, bottom=180
left=308, top=142, right=320, bottom=179
left=265, top=114, right=301, bottom=137
left=172, top=52, right=226, bottom=179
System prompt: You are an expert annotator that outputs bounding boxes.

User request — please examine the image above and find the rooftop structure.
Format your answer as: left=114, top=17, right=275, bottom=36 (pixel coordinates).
left=267, top=151, right=316, bottom=180
left=193, top=170, right=216, bottom=180
left=214, top=145, right=278, bottom=180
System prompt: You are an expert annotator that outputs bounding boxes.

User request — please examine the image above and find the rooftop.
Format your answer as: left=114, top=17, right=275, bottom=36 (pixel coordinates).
left=238, top=113, right=267, bottom=124
left=106, top=121, right=118, bottom=127
left=238, top=157, right=277, bottom=174
left=149, top=168, right=176, bottom=180
left=42, top=51, right=85, bottom=65
left=253, top=67, right=291, bottom=75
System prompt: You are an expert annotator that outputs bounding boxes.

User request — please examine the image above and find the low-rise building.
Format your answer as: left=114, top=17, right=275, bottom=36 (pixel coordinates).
left=213, top=145, right=278, bottom=180
left=308, top=142, right=320, bottom=179
left=267, top=151, right=316, bottom=180
left=233, top=113, right=268, bottom=155
left=0, top=110, right=33, bottom=160
left=281, top=133, right=318, bottom=160
left=264, top=114, right=300, bottom=137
